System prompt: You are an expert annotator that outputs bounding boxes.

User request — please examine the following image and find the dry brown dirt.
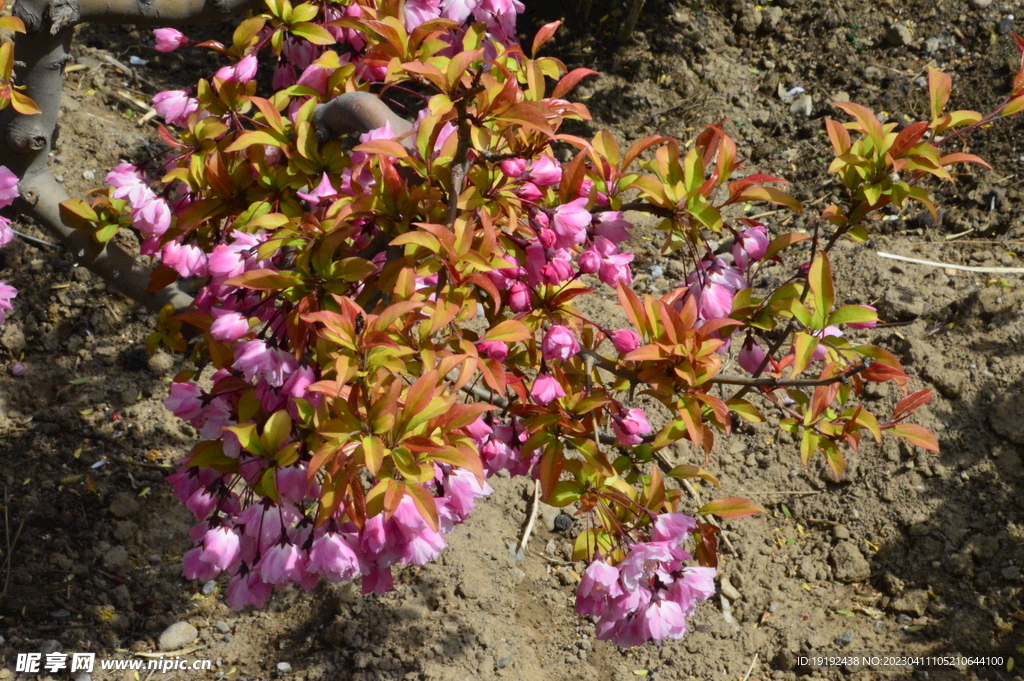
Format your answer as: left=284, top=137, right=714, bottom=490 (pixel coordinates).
left=2, top=1, right=1024, bottom=680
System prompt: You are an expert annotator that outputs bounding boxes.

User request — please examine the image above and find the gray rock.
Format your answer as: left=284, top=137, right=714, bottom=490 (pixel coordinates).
left=147, top=350, right=175, bottom=375
left=215, top=621, right=231, bottom=634
left=735, top=10, right=761, bottom=35
left=201, top=580, right=217, bottom=595
left=108, top=492, right=140, bottom=519
left=968, top=0, right=992, bottom=7
left=886, top=23, right=913, bottom=47
left=277, top=662, right=292, bottom=673
left=158, top=622, right=198, bottom=651
left=890, top=589, right=929, bottom=617
left=789, top=93, right=813, bottom=117
left=833, top=525, right=851, bottom=541
left=40, top=640, right=61, bottom=655
left=835, top=632, right=854, bottom=647
left=830, top=541, right=871, bottom=583
left=102, top=546, right=129, bottom=571
left=990, top=393, right=1024, bottom=444
left=539, top=503, right=561, bottom=532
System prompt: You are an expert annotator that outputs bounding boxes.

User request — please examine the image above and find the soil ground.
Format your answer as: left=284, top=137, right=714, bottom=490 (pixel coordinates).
left=2, top=1, right=1024, bottom=680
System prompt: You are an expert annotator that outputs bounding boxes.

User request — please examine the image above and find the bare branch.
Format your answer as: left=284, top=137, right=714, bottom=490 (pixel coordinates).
left=710, top=362, right=869, bottom=387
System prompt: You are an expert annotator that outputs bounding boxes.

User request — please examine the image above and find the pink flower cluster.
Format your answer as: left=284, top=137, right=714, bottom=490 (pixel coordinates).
left=170, top=459, right=492, bottom=608
left=0, top=165, right=19, bottom=326
left=106, top=164, right=172, bottom=255
left=575, top=514, right=716, bottom=647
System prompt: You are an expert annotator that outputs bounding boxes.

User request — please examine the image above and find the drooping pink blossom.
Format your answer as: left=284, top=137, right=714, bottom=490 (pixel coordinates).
left=153, top=27, right=188, bottom=52
left=225, top=569, right=273, bottom=610
left=737, top=337, right=765, bottom=374
left=732, top=223, right=769, bottom=269
left=611, top=408, right=652, bottom=446
left=161, top=241, right=208, bottom=277
left=0, top=166, right=19, bottom=208
left=199, top=525, right=241, bottom=571
left=297, top=173, right=338, bottom=205
left=164, top=382, right=203, bottom=421
left=152, top=90, right=199, bottom=127
left=575, top=560, right=623, bottom=617
left=0, top=217, right=11, bottom=247
left=551, top=198, right=591, bottom=248
left=594, top=236, right=634, bottom=287
left=593, top=212, right=633, bottom=244
left=215, top=53, right=258, bottom=84
left=541, top=325, right=580, bottom=362
left=527, top=155, right=562, bottom=186
left=308, top=531, right=363, bottom=582
left=210, top=310, right=250, bottom=342
left=531, top=373, right=565, bottom=406
left=610, top=329, right=641, bottom=353
left=476, top=340, right=508, bottom=362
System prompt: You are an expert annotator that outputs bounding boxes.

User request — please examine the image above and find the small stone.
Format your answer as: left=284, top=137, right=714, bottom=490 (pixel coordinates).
left=215, top=621, right=231, bottom=634
left=789, top=93, right=813, bottom=117
left=891, top=589, right=929, bottom=617
left=719, top=576, right=741, bottom=601
left=999, top=16, right=1015, bottom=36
left=496, top=655, right=514, bottom=669
left=830, top=541, right=871, bottom=583
left=82, top=170, right=95, bottom=180
left=109, top=492, right=140, bottom=518
left=989, top=392, right=1024, bottom=444
left=968, top=0, right=992, bottom=7
left=832, top=525, right=851, bottom=540
left=553, top=513, right=573, bottom=532
left=40, top=640, right=62, bottom=656
left=896, top=613, right=912, bottom=624
left=202, top=580, right=217, bottom=595
left=102, top=545, right=129, bottom=571
left=72, top=674, right=92, bottom=681
left=835, top=632, right=854, bottom=647
left=886, top=23, right=913, bottom=47
left=735, top=10, right=761, bottom=35
left=539, top=503, right=561, bottom=532
left=147, top=350, right=175, bottom=375
left=277, top=662, right=293, bottom=673
left=158, top=622, right=198, bottom=651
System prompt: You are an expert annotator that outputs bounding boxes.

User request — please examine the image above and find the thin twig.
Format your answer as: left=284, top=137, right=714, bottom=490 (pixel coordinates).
left=2, top=487, right=26, bottom=599
left=741, top=653, right=759, bottom=681
left=878, top=251, right=1024, bottom=274
left=712, top=362, right=868, bottom=387
left=13, top=229, right=61, bottom=250
left=519, top=479, right=541, bottom=555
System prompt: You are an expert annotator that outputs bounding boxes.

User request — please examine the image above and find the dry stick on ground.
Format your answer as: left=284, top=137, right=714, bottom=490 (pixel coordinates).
left=518, top=479, right=541, bottom=557
left=877, top=251, right=1024, bottom=274
left=2, top=486, right=27, bottom=600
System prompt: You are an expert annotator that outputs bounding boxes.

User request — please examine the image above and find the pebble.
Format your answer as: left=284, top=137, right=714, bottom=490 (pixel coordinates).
left=277, top=662, right=293, bottom=673
left=999, top=16, right=1015, bottom=36
left=553, top=513, right=573, bottom=532
left=886, top=23, right=913, bottom=47
left=202, top=580, right=218, bottom=595
left=830, top=541, right=871, bottom=583
left=496, top=655, right=514, bottom=669
left=40, top=640, right=61, bottom=655
left=215, top=621, right=232, bottom=634
left=789, top=93, right=812, bottom=117
left=72, top=674, right=92, bottom=681
left=968, top=0, right=992, bottom=7
left=51, top=609, right=71, bottom=618
left=158, top=622, right=198, bottom=651
left=719, top=576, right=742, bottom=601
left=835, top=632, right=854, bottom=647
left=101, top=546, right=129, bottom=571
left=896, top=613, right=913, bottom=624
left=108, top=492, right=141, bottom=519
left=890, top=589, right=929, bottom=617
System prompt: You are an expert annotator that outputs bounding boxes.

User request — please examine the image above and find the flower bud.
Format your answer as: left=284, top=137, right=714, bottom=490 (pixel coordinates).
left=578, top=249, right=601, bottom=274
left=610, top=329, right=641, bottom=353
left=153, top=28, right=188, bottom=52
left=507, top=282, right=532, bottom=312
left=541, top=325, right=581, bottom=362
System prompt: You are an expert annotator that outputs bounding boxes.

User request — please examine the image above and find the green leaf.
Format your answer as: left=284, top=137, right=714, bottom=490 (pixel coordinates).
left=482, top=319, right=531, bottom=343
left=290, top=22, right=337, bottom=45
left=807, top=253, right=835, bottom=328
left=224, top=269, right=303, bottom=290
left=667, top=465, right=720, bottom=488
left=886, top=423, right=939, bottom=452
left=548, top=480, right=584, bottom=507
left=726, top=397, right=765, bottom=423
left=262, top=410, right=293, bottom=452
left=828, top=305, right=878, bottom=327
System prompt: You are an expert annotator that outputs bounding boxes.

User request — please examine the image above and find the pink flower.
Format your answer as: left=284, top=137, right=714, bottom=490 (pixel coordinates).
left=515, top=182, right=543, bottom=202
left=152, top=90, right=199, bottom=127
left=800, top=325, right=842, bottom=361
left=0, top=166, right=19, bottom=208
left=540, top=257, right=573, bottom=285
left=210, top=310, right=250, bottom=342
left=215, top=53, right=258, bottom=84
left=594, top=212, right=633, bottom=244
left=551, top=198, right=591, bottom=248
left=527, top=155, right=562, bottom=186
left=440, top=0, right=479, bottom=23
left=499, top=157, right=527, bottom=179
left=404, top=0, right=441, bottom=31
left=651, top=513, right=697, bottom=543
left=531, top=373, right=565, bottom=406
left=232, top=339, right=299, bottom=388
left=732, top=223, right=769, bottom=269
left=161, top=241, right=208, bottom=277
left=609, top=329, right=641, bottom=353
left=164, top=382, right=203, bottom=421
left=183, top=546, right=221, bottom=582
left=692, top=280, right=734, bottom=320
left=0, top=282, right=16, bottom=325
left=297, top=173, right=338, bottom=205
left=259, top=540, right=307, bottom=586
left=200, top=525, right=241, bottom=571
left=541, top=325, right=580, bottom=362
left=476, top=340, right=508, bottom=362
left=153, top=27, right=188, bottom=52
left=845, top=305, right=878, bottom=329
left=507, top=281, right=531, bottom=312
left=296, top=63, right=331, bottom=95
left=642, top=599, right=687, bottom=640
left=577, top=248, right=601, bottom=274
left=738, top=337, right=766, bottom=374
left=226, top=570, right=273, bottom=610
left=0, top=217, right=12, bottom=247
left=576, top=560, right=623, bottom=617
left=309, top=531, right=362, bottom=582
left=594, top=236, right=634, bottom=287
left=130, top=195, right=172, bottom=237
left=611, top=408, right=651, bottom=446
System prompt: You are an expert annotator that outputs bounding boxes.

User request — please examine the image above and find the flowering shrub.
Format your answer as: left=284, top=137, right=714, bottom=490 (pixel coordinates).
left=9, top=0, right=1024, bottom=649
